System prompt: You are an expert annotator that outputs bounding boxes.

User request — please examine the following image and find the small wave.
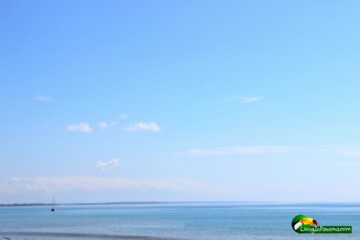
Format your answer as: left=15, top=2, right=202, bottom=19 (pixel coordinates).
left=0, top=232, right=183, bottom=240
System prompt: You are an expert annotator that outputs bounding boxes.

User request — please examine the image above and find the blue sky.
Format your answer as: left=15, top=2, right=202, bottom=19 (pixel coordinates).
left=1, top=0, right=360, bottom=203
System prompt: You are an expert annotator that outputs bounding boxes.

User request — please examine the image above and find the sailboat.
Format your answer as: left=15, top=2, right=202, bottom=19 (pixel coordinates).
left=51, top=196, right=56, bottom=212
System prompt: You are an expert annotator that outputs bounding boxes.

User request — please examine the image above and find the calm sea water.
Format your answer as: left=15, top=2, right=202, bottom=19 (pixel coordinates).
left=0, top=203, right=359, bottom=240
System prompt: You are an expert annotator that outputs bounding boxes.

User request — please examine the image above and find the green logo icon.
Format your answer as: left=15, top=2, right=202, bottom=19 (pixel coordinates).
left=292, top=214, right=318, bottom=232
left=292, top=214, right=352, bottom=234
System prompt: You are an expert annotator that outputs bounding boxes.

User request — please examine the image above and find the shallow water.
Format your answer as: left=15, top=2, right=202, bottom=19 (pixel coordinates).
left=0, top=203, right=359, bottom=240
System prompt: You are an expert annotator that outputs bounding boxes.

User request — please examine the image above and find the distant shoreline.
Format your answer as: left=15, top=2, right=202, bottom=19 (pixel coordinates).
left=0, top=201, right=255, bottom=207
left=1, top=201, right=360, bottom=207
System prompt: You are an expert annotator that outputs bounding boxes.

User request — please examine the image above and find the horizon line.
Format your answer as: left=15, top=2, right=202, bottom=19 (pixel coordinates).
left=1, top=201, right=360, bottom=207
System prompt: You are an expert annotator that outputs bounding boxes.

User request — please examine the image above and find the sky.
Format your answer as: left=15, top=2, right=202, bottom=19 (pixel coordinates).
left=1, top=0, right=360, bottom=203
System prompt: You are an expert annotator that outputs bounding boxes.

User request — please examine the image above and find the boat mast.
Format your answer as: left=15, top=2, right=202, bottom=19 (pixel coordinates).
left=51, top=195, right=56, bottom=212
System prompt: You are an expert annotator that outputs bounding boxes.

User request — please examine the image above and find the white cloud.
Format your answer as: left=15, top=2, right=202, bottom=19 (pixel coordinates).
left=36, top=95, right=53, bottom=102
left=228, top=96, right=264, bottom=104
left=123, top=122, right=161, bottom=132
left=67, top=123, right=93, bottom=133
left=96, top=158, right=119, bottom=170
left=98, top=121, right=109, bottom=129
left=0, top=176, right=210, bottom=195
left=183, top=146, right=304, bottom=156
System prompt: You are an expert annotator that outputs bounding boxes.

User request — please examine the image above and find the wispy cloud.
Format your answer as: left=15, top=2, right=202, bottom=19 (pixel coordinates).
left=67, top=123, right=93, bottom=133
left=96, top=159, right=119, bottom=170
left=228, top=96, right=264, bottom=104
left=123, top=122, right=161, bottom=132
left=95, top=114, right=127, bottom=129
left=98, top=121, right=109, bottom=129
left=36, top=95, right=53, bottom=102
left=183, top=146, right=304, bottom=156
left=0, top=176, right=210, bottom=195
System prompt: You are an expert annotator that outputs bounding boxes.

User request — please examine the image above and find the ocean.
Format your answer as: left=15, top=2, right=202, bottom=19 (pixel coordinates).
left=0, top=203, right=358, bottom=240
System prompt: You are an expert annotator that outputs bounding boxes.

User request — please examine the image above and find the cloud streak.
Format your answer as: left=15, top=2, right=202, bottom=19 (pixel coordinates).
left=67, top=123, right=93, bottom=133
left=123, top=122, right=160, bottom=132
left=96, top=159, right=119, bottom=170
left=184, top=146, right=304, bottom=156
left=228, top=96, right=264, bottom=104
left=98, top=121, right=109, bottom=129
left=0, top=176, right=210, bottom=195
left=36, top=95, right=53, bottom=102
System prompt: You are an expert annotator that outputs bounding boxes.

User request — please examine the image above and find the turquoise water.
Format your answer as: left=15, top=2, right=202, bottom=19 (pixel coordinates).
left=0, top=203, right=359, bottom=240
